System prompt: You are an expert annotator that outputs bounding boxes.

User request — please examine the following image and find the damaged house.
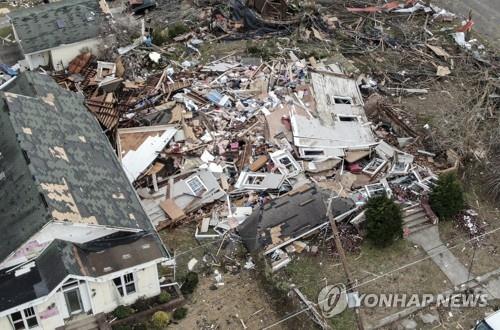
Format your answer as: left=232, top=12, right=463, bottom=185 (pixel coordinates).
left=290, top=72, right=377, bottom=161
left=0, top=72, right=171, bottom=330
left=238, top=185, right=355, bottom=263
left=8, top=0, right=106, bottom=71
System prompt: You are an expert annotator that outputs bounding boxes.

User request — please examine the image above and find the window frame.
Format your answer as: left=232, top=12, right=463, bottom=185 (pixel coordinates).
left=113, top=272, right=137, bottom=297
left=9, top=307, right=39, bottom=330
left=243, top=173, right=266, bottom=187
left=185, top=176, right=207, bottom=196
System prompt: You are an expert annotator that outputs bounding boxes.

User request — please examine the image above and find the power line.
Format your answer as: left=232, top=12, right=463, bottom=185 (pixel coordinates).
left=260, top=225, right=500, bottom=329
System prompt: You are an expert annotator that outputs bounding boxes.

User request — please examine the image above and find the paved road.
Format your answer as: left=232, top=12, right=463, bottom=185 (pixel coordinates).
left=433, top=0, right=500, bottom=47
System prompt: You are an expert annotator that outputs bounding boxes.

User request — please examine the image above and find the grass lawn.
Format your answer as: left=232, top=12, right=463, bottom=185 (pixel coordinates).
left=275, top=239, right=450, bottom=329
left=159, top=223, right=219, bottom=279
left=438, top=180, right=500, bottom=277
left=0, top=26, right=12, bottom=39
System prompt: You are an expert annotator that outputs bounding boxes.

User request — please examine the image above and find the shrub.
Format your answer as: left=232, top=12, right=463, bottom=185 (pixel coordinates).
left=151, top=311, right=171, bottom=329
left=132, top=297, right=150, bottom=312
left=151, top=28, right=169, bottom=46
left=112, top=305, right=134, bottom=319
left=173, top=307, right=188, bottom=320
left=168, top=23, right=189, bottom=40
left=365, top=196, right=403, bottom=248
left=430, top=173, right=465, bottom=220
left=181, top=272, right=199, bottom=295
left=158, top=291, right=171, bottom=304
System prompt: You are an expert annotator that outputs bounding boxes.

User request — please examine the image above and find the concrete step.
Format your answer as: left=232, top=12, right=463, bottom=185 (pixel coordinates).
left=403, top=210, right=426, bottom=223
left=403, top=216, right=428, bottom=229
left=403, top=206, right=424, bottom=217
left=67, top=324, right=98, bottom=330
left=64, top=315, right=98, bottom=330
left=403, top=211, right=427, bottom=223
left=406, top=223, right=433, bottom=235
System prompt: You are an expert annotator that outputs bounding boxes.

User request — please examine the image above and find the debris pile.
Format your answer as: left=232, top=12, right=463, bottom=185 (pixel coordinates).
left=47, top=0, right=498, bottom=270
left=455, top=209, right=486, bottom=240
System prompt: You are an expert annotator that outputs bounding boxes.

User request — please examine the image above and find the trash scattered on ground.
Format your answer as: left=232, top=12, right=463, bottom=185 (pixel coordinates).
left=22, top=0, right=498, bottom=271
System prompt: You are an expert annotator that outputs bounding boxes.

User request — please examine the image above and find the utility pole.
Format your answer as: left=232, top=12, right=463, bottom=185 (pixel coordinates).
left=326, top=194, right=365, bottom=330
left=467, top=240, right=477, bottom=282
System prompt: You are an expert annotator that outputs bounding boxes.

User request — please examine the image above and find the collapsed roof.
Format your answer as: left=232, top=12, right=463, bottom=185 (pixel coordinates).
left=290, top=72, right=377, bottom=159
left=238, top=184, right=356, bottom=252
left=0, top=232, right=163, bottom=313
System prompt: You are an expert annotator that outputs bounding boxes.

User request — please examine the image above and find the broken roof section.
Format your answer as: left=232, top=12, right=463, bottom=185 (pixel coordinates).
left=8, top=0, right=103, bottom=54
left=0, top=232, right=163, bottom=312
left=119, top=125, right=178, bottom=182
left=290, top=72, right=377, bottom=159
left=0, top=72, right=155, bottom=260
left=238, top=185, right=356, bottom=253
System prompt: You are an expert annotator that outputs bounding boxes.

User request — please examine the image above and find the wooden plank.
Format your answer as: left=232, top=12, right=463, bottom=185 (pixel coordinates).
left=160, top=199, right=186, bottom=222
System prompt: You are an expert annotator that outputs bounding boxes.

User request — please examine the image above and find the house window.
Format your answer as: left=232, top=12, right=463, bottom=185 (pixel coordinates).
left=278, top=156, right=299, bottom=173
left=244, top=174, right=265, bottom=186
left=9, top=307, right=38, bottom=329
left=326, top=95, right=353, bottom=105
left=303, top=149, right=325, bottom=156
left=337, top=115, right=358, bottom=122
left=113, top=272, right=136, bottom=297
left=334, top=96, right=353, bottom=105
left=186, top=176, right=207, bottom=196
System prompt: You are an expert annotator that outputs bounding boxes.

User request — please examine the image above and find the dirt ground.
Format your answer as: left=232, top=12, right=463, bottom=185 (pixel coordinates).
left=172, top=272, right=284, bottom=330
left=160, top=224, right=285, bottom=330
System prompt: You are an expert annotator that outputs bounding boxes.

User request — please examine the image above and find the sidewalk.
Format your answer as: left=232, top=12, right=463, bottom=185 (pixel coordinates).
left=409, top=225, right=470, bottom=287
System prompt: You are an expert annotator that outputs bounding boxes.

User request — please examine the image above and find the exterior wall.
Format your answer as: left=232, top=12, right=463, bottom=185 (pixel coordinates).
left=1, top=223, right=121, bottom=270
left=0, top=316, right=13, bottom=330
left=35, top=294, right=65, bottom=330
left=0, top=264, right=161, bottom=329
left=0, top=281, right=92, bottom=330
left=26, top=51, right=50, bottom=70
left=50, top=38, right=100, bottom=71
left=91, top=264, right=161, bottom=314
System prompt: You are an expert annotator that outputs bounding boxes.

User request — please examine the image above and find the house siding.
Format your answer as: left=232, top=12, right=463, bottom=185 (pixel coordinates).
left=0, top=316, right=13, bottom=330
left=35, top=294, right=66, bottom=330
left=26, top=51, right=50, bottom=70
left=0, top=264, right=161, bottom=330
left=91, top=264, right=161, bottom=314
left=22, top=38, right=100, bottom=71
left=49, top=38, right=100, bottom=71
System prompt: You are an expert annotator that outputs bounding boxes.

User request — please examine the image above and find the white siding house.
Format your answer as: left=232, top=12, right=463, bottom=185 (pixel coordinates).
left=8, top=0, right=105, bottom=71
left=0, top=72, right=173, bottom=330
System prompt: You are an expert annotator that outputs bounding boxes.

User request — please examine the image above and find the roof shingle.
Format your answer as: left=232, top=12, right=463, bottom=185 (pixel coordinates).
left=9, top=0, right=102, bottom=54
left=0, top=72, right=155, bottom=260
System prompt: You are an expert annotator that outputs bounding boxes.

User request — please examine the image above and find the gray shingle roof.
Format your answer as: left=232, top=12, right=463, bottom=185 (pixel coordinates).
left=238, top=185, right=356, bottom=252
left=9, top=0, right=102, bottom=54
left=0, top=98, right=50, bottom=263
left=0, top=72, right=155, bottom=260
left=0, top=233, right=164, bottom=312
